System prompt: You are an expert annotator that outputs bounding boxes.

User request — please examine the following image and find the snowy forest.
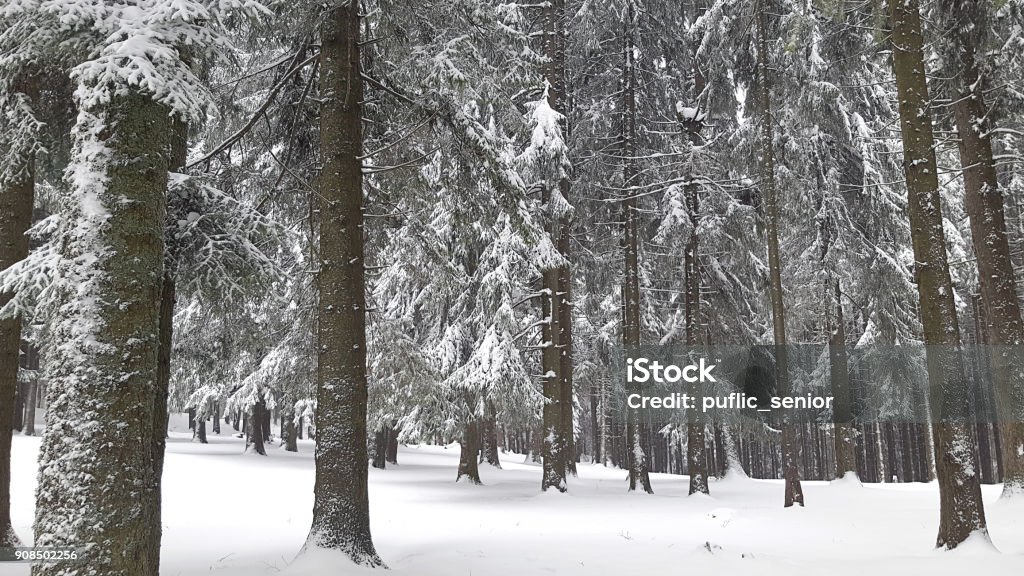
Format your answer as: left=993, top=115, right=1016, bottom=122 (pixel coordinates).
left=2, top=0, right=1024, bottom=574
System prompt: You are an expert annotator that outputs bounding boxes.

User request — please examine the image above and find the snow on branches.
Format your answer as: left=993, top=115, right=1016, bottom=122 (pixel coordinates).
left=1, top=0, right=270, bottom=120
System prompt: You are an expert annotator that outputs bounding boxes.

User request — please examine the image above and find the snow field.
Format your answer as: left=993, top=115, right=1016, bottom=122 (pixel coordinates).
left=6, top=416, right=1024, bottom=576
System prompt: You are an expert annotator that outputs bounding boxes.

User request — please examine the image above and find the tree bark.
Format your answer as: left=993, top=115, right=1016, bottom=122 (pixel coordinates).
left=535, top=0, right=575, bottom=489
left=249, top=397, right=267, bottom=456
left=34, top=89, right=170, bottom=576
left=385, top=424, right=398, bottom=464
left=0, top=73, right=36, bottom=549
left=372, top=427, right=387, bottom=470
left=457, top=422, right=483, bottom=484
left=283, top=407, right=298, bottom=452
left=829, top=280, right=857, bottom=478
left=590, top=380, right=602, bottom=464
left=682, top=63, right=709, bottom=496
left=481, top=405, right=502, bottom=468
left=621, top=0, right=653, bottom=494
left=755, top=0, right=803, bottom=507
left=816, top=151, right=856, bottom=480
left=302, top=2, right=383, bottom=567
left=23, top=379, right=37, bottom=437
left=212, top=402, right=221, bottom=435
left=194, top=418, right=207, bottom=444
left=150, top=109, right=185, bottom=566
left=13, top=382, right=24, bottom=432
left=888, top=0, right=988, bottom=548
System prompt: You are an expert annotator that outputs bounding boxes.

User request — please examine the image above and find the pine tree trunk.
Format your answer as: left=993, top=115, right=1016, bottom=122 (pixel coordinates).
left=535, top=0, right=575, bottom=487
left=621, top=0, right=653, bottom=495
left=590, top=381, right=601, bottom=464
left=155, top=287, right=175, bottom=474
left=0, top=73, right=35, bottom=548
left=481, top=406, right=502, bottom=468
left=756, top=0, right=803, bottom=507
left=682, top=75, right=709, bottom=496
left=538, top=0, right=571, bottom=493
left=531, top=425, right=543, bottom=463
left=946, top=2, right=1024, bottom=497
left=34, top=89, right=170, bottom=576
left=284, top=407, right=298, bottom=452
left=888, top=0, right=988, bottom=548
left=457, top=422, right=483, bottom=484
left=303, top=2, right=383, bottom=566
left=212, top=402, right=221, bottom=435
left=23, top=379, right=36, bottom=437
left=249, top=397, right=267, bottom=456
left=149, top=140, right=180, bottom=572
left=829, top=280, right=857, bottom=479
left=372, top=427, right=387, bottom=470
left=13, top=382, right=24, bottom=432
left=194, top=419, right=207, bottom=444
left=385, top=424, right=398, bottom=464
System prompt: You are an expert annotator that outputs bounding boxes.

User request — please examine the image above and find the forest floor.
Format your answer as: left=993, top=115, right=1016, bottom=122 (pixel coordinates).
left=7, top=414, right=1024, bottom=576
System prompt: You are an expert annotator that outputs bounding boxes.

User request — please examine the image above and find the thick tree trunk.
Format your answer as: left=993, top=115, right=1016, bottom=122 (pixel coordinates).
left=756, top=0, right=803, bottom=507
left=302, top=2, right=383, bottom=567
left=888, top=0, right=988, bottom=548
left=457, top=422, right=483, bottom=484
left=0, top=74, right=35, bottom=548
left=946, top=2, right=1024, bottom=497
left=34, top=89, right=169, bottom=576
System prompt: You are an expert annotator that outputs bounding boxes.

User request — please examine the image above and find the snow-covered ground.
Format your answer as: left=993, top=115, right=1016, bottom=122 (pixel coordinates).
left=6, top=415, right=1024, bottom=576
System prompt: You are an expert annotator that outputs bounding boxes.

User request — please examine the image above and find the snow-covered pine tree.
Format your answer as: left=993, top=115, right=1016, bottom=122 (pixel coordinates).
left=752, top=0, right=804, bottom=507
left=938, top=0, right=1024, bottom=499
left=520, top=82, right=573, bottom=491
left=0, top=2, right=266, bottom=574
left=300, top=0, right=384, bottom=566
left=360, top=0, right=555, bottom=486
left=887, top=0, right=988, bottom=549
